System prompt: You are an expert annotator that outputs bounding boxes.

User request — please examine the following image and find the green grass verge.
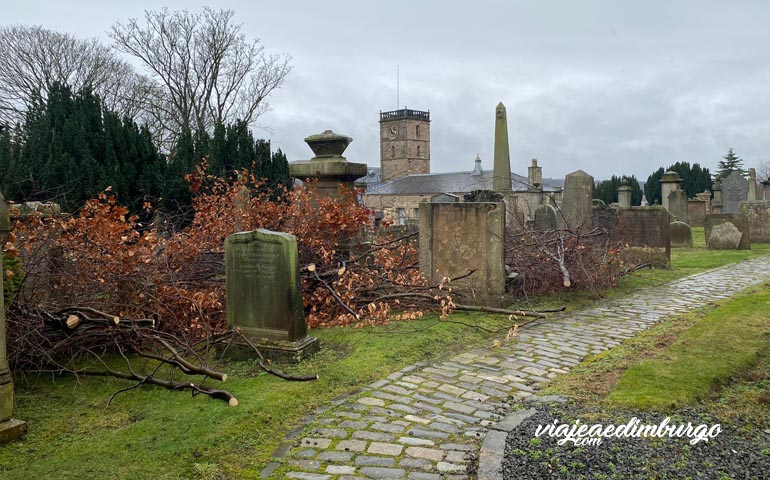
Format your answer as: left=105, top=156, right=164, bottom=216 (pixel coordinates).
left=0, top=313, right=508, bottom=480
left=608, top=285, right=770, bottom=410
left=546, top=284, right=770, bottom=415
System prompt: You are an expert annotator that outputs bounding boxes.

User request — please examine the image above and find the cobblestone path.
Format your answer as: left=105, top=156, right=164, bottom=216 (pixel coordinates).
left=263, top=255, right=770, bottom=479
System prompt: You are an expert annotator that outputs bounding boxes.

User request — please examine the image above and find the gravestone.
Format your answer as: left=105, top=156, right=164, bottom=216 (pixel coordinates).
left=592, top=200, right=618, bottom=231
left=669, top=221, right=693, bottom=248
left=560, top=170, right=594, bottom=230
left=611, top=207, right=671, bottom=267
left=748, top=168, right=758, bottom=201
left=667, top=189, right=689, bottom=224
left=419, top=202, right=507, bottom=306
left=712, top=180, right=723, bottom=213
left=739, top=201, right=770, bottom=243
left=0, top=194, right=27, bottom=443
left=225, top=229, right=318, bottom=362
left=707, top=223, right=743, bottom=250
left=704, top=213, right=750, bottom=250
left=721, top=171, right=748, bottom=214
left=687, top=199, right=706, bottom=227
left=533, top=204, right=557, bottom=231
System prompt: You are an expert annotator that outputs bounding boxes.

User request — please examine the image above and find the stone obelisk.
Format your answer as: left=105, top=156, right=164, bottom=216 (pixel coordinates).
left=493, top=102, right=512, bottom=192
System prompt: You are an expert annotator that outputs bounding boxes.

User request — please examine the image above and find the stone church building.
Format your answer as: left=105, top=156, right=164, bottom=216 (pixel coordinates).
left=360, top=108, right=562, bottom=224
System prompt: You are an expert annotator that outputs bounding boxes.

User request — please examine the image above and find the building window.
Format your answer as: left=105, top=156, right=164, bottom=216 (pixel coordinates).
left=417, top=145, right=421, bottom=157
left=416, top=125, right=421, bottom=139
left=397, top=208, right=406, bottom=226
left=391, top=145, right=395, bottom=157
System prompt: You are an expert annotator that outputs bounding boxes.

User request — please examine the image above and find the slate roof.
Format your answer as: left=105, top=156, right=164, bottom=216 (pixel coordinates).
left=365, top=170, right=563, bottom=195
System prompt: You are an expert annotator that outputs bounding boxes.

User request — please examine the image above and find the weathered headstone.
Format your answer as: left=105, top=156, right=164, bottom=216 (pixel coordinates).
left=0, top=194, right=27, bottom=443
left=533, top=204, right=557, bottom=231
left=419, top=202, right=507, bottom=306
left=669, top=221, right=693, bottom=248
left=721, top=171, right=748, bottom=214
left=739, top=201, right=770, bottom=243
left=592, top=200, right=618, bottom=231
left=660, top=171, right=683, bottom=212
left=687, top=199, right=707, bottom=227
left=225, top=229, right=318, bottom=362
left=704, top=213, right=750, bottom=250
left=493, top=103, right=512, bottom=192
left=707, top=223, right=743, bottom=250
left=611, top=207, right=671, bottom=267
left=762, top=181, right=770, bottom=201
left=712, top=179, right=723, bottom=213
left=560, top=170, right=594, bottom=230
left=617, top=185, right=632, bottom=208
left=667, top=189, right=689, bottom=224
left=748, top=168, right=758, bottom=201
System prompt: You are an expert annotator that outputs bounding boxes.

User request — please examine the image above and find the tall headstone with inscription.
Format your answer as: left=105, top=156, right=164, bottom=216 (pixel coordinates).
left=610, top=207, right=671, bottom=267
left=419, top=202, right=507, bottom=307
left=0, top=194, right=27, bottom=443
left=225, top=229, right=318, bottom=362
left=721, top=171, right=748, bottom=214
left=560, top=170, right=594, bottom=230
left=667, top=189, right=689, bottom=224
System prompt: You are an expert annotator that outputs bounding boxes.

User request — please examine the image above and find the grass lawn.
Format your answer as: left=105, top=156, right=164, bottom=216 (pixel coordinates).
left=0, top=313, right=511, bottom=480
left=2, top=230, right=769, bottom=479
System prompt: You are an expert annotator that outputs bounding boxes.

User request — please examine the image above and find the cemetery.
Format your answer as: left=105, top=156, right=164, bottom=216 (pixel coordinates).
left=1, top=4, right=770, bottom=480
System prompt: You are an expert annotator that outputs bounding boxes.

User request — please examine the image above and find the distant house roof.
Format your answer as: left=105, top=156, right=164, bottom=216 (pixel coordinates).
left=366, top=170, right=563, bottom=196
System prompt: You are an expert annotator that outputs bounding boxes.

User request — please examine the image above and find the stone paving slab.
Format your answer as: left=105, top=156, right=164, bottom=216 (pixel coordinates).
left=266, top=255, right=770, bottom=479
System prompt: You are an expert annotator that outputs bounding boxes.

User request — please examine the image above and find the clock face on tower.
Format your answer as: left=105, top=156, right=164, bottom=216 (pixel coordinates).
left=387, top=126, right=398, bottom=139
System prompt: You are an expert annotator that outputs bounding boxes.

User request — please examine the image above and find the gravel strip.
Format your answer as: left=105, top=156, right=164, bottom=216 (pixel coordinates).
left=502, top=401, right=770, bottom=480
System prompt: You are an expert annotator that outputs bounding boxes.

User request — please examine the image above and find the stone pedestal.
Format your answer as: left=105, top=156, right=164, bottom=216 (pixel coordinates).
left=289, top=130, right=367, bottom=200
left=659, top=171, right=683, bottom=212
left=617, top=185, right=632, bottom=208
left=225, top=229, right=318, bottom=363
left=0, top=194, right=26, bottom=443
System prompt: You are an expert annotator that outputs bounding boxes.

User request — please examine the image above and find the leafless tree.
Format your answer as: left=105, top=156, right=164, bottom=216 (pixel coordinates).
left=111, top=8, right=291, bottom=148
left=0, top=25, right=149, bottom=127
left=758, top=159, right=770, bottom=183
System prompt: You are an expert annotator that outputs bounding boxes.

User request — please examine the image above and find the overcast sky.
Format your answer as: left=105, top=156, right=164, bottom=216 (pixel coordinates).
left=6, top=1, right=770, bottom=181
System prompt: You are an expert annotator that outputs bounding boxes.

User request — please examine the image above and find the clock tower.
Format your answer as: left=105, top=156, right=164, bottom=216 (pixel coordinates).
left=379, top=108, right=430, bottom=182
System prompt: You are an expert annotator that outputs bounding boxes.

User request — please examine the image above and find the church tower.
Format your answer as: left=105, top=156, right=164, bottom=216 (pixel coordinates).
left=379, top=108, right=430, bottom=182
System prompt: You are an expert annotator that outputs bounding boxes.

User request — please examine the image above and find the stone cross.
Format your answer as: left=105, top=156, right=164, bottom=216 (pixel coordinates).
left=0, top=194, right=26, bottom=443
left=492, top=102, right=512, bottom=192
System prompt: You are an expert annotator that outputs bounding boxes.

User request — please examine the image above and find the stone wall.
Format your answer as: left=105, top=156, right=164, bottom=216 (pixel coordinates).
left=419, top=202, right=507, bottom=306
